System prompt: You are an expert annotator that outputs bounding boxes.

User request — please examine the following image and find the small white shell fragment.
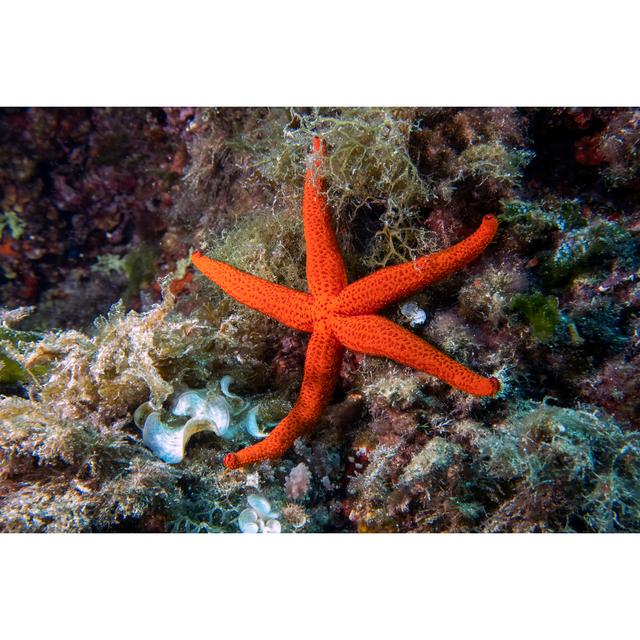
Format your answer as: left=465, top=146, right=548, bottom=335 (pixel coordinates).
left=400, top=301, right=427, bottom=327
left=264, top=519, right=281, bottom=534
left=244, top=406, right=268, bottom=439
left=220, top=376, right=249, bottom=413
left=133, top=401, right=155, bottom=429
left=247, top=494, right=273, bottom=518
left=142, top=412, right=183, bottom=464
left=142, top=412, right=219, bottom=464
left=248, top=494, right=279, bottom=519
left=220, top=375, right=242, bottom=399
left=238, top=508, right=260, bottom=533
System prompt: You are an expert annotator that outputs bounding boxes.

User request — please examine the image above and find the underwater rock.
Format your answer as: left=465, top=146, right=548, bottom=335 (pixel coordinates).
left=3, top=107, right=640, bottom=533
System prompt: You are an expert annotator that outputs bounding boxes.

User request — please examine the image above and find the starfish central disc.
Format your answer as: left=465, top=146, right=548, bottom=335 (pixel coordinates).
left=191, top=136, right=500, bottom=468
left=312, top=295, right=336, bottom=325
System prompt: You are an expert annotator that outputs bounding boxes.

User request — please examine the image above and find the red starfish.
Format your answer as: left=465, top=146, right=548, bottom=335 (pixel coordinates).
left=192, top=137, right=500, bottom=469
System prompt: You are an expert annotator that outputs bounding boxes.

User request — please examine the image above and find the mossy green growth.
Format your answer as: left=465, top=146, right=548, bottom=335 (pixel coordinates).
left=499, top=198, right=586, bottom=242
left=480, top=403, right=640, bottom=531
left=400, top=436, right=464, bottom=484
left=0, top=278, right=254, bottom=532
left=91, top=253, right=127, bottom=276
left=0, top=326, right=44, bottom=384
left=0, top=353, right=27, bottom=384
left=458, top=142, right=533, bottom=188
left=123, top=244, right=161, bottom=300
left=511, top=292, right=560, bottom=341
left=0, top=209, right=25, bottom=240
left=363, top=204, right=441, bottom=269
left=206, top=208, right=306, bottom=290
left=348, top=401, right=640, bottom=532
left=541, top=219, right=636, bottom=286
left=250, top=108, right=431, bottom=214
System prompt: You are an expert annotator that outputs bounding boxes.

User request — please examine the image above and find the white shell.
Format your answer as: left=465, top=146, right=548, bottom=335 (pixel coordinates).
left=239, top=496, right=282, bottom=533
left=173, top=390, right=208, bottom=418
left=204, top=398, right=232, bottom=437
left=400, top=302, right=427, bottom=327
left=142, top=412, right=219, bottom=464
left=264, top=519, right=281, bottom=534
left=172, top=390, right=232, bottom=437
left=238, top=508, right=260, bottom=533
left=133, top=401, right=154, bottom=429
left=244, top=406, right=268, bottom=439
left=247, top=494, right=279, bottom=520
left=220, top=376, right=249, bottom=413
left=247, top=494, right=271, bottom=517
left=220, top=375, right=242, bottom=399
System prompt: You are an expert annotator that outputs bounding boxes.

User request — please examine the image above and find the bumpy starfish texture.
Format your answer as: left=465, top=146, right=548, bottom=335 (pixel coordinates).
left=192, top=137, right=500, bottom=469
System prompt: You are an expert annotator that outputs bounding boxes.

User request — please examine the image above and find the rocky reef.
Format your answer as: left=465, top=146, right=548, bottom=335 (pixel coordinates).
left=1, top=107, right=638, bottom=532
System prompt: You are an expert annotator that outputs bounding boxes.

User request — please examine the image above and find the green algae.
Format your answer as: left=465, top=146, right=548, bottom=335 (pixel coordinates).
left=363, top=204, right=441, bottom=269
left=0, top=278, right=243, bottom=532
left=0, top=326, right=44, bottom=384
left=511, top=292, right=560, bottom=341
left=203, top=207, right=306, bottom=291
left=347, top=402, right=640, bottom=532
left=481, top=404, right=640, bottom=532
left=91, top=253, right=127, bottom=276
left=0, top=209, right=25, bottom=240
left=500, top=199, right=636, bottom=286
left=570, top=298, right=629, bottom=355
left=123, top=244, right=161, bottom=300
left=457, top=142, right=533, bottom=190
left=249, top=108, right=431, bottom=214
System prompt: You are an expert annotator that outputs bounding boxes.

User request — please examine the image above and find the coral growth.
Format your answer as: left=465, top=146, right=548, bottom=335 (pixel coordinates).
left=346, top=403, right=640, bottom=532
left=285, top=462, right=312, bottom=501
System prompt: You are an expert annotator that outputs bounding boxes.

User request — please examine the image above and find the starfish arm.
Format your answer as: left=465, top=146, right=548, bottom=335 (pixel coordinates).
left=333, top=214, right=499, bottom=315
left=192, top=251, right=314, bottom=332
left=303, top=137, right=348, bottom=297
left=223, top=323, right=344, bottom=468
left=330, top=314, right=500, bottom=396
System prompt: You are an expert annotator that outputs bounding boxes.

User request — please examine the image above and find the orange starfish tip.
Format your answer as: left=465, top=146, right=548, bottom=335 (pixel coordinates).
left=224, top=453, right=240, bottom=469
left=486, top=376, right=501, bottom=396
